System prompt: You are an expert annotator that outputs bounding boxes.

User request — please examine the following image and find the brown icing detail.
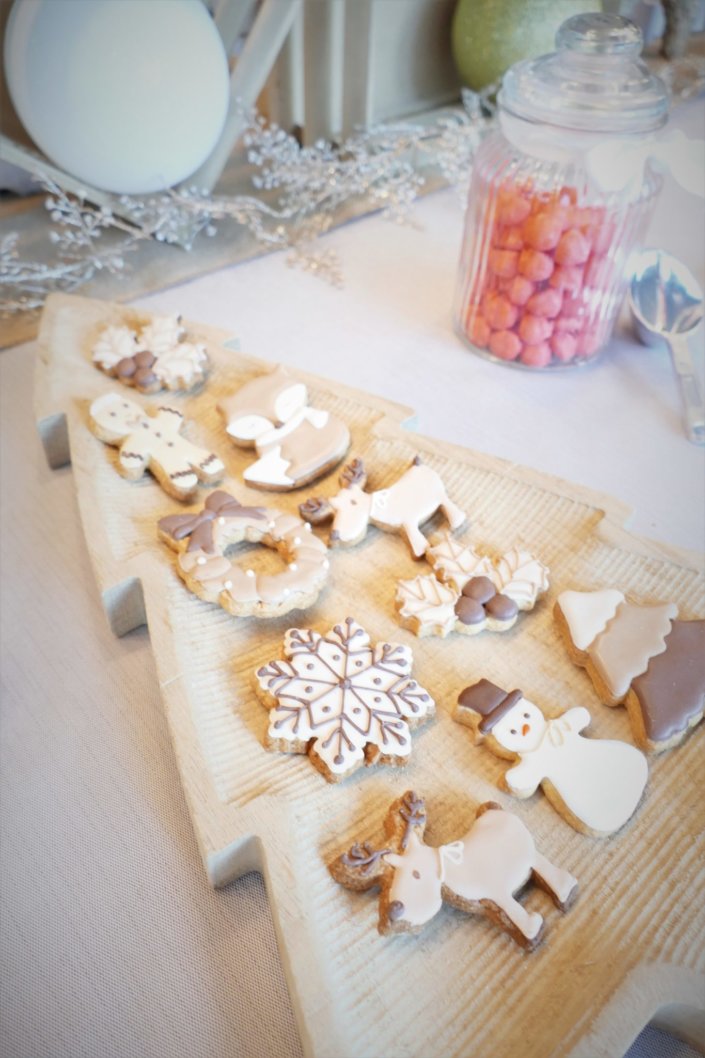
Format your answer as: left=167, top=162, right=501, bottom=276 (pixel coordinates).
left=340, top=458, right=366, bottom=488
left=486, top=593, right=519, bottom=622
left=462, top=576, right=496, bottom=604
left=398, top=791, right=426, bottom=849
left=299, top=496, right=333, bottom=523
left=116, top=358, right=136, bottom=378
left=591, top=601, right=677, bottom=700
left=388, top=900, right=406, bottom=921
left=134, top=350, right=155, bottom=368
left=219, top=365, right=303, bottom=428
left=120, top=451, right=144, bottom=461
left=271, top=417, right=349, bottom=486
left=340, top=841, right=391, bottom=875
left=158, top=491, right=267, bottom=553
left=631, top=619, right=705, bottom=741
left=457, top=679, right=524, bottom=733
left=455, top=596, right=485, bottom=625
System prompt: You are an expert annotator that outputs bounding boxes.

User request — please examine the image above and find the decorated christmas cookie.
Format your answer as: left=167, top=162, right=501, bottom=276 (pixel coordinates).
left=300, top=457, right=466, bottom=559
left=218, top=365, right=350, bottom=490
left=89, top=392, right=224, bottom=501
left=330, top=790, right=577, bottom=948
left=255, top=618, right=435, bottom=781
left=396, top=535, right=548, bottom=636
left=92, top=315, right=208, bottom=393
left=455, top=679, right=648, bottom=836
left=555, top=589, right=705, bottom=752
left=158, top=490, right=329, bottom=617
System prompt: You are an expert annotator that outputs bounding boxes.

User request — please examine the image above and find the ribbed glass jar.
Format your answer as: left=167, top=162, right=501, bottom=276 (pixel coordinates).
left=454, top=14, right=668, bottom=370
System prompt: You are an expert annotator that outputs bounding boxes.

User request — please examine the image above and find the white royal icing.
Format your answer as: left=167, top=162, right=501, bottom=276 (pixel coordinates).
left=556, top=589, right=625, bottom=651
left=92, top=324, right=140, bottom=370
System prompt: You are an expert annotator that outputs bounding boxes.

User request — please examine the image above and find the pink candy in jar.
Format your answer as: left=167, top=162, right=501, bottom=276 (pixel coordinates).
left=454, top=14, right=668, bottom=370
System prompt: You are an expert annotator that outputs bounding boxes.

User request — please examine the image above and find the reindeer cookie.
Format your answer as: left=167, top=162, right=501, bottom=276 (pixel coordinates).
left=158, top=490, right=330, bottom=618
left=396, top=534, right=549, bottom=637
left=256, top=618, right=435, bottom=781
left=300, top=457, right=466, bottom=559
left=555, top=589, right=705, bottom=753
left=330, top=791, right=577, bottom=949
left=455, top=679, right=648, bottom=836
left=92, top=315, right=209, bottom=393
left=218, top=365, right=350, bottom=490
left=89, top=392, right=224, bottom=501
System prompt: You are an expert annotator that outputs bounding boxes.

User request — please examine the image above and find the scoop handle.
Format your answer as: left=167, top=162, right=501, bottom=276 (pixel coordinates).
left=667, top=331, right=705, bottom=445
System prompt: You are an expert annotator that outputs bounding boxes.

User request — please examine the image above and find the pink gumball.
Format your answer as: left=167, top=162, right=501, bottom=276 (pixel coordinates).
left=507, top=275, right=534, bottom=306
left=518, top=248, right=554, bottom=282
left=518, top=314, right=553, bottom=345
left=554, top=314, right=583, bottom=334
left=550, top=332, right=577, bottom=362
left=489, top=330, right=522, bottom=361
left=527, top=288, right=563, bottom=318
left=482, top=291, right=518, bottom=330
left=520, top=342, right=552, bottom=367
left=496, top=189, right=531, bottom=226
left=466, top=312, right=491, bottom=349
left=494, top=225, right=524, bottom=251
left=488, top=249, right=519, bottom=279
left=576, top=330, right=602, bottom=358
left=549, top=265, right=584, bottom=295
left=522, top=211, right=564, bottom=252
left=555, top=229, right=591, bottom=267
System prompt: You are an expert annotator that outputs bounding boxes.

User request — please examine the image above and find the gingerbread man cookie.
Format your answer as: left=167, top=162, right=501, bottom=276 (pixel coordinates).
left=92, top=315, right=208, bottom=393
left=218, top=365, right=350, bottom=490
left=396, top=534, right=549, bottom=636
left=89, top=393, right=224, bottom=500
left=255, top=618, right=435, bottom=781
left=158, top=490, right=330, bottom=617
left=555, top=589, right=705, bottom=752
left=330, top=791, right=578, bottom=949
left=300, top=457, right=466, bottom=559
left=455, top=679, right=648, bottom=836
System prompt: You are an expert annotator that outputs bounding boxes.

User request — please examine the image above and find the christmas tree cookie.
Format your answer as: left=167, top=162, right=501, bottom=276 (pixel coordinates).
left=555, top=589, right=705, bottom=752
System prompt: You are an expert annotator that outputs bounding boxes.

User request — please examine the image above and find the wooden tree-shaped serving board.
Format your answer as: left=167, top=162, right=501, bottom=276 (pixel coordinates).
left=35, top=293, right=705, bottom=1058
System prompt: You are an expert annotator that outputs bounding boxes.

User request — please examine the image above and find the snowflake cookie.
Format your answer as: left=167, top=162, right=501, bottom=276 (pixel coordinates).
left=92, top=315, right=208, bottom=393
left=255, top=618, right=435, bottom=781
left=396, top=534, right=549, bottom=637
left=330, top=790, right=578, bottom=948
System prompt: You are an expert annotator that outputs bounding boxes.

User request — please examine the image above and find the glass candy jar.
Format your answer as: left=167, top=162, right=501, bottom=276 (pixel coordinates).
left=454, top=14, right=669, bottom=369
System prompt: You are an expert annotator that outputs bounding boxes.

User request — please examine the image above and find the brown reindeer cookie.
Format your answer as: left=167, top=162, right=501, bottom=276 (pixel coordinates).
left=330, top=791, right=578, bottom=949
left=218, top=365, right=350, bottom=491
left=299, top=456, right=466, bottom=559
left=255, top=618, right=435, bottom=781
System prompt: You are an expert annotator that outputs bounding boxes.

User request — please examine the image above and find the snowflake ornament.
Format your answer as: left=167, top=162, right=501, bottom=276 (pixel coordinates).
left=256, top=617, right=435, bottom=781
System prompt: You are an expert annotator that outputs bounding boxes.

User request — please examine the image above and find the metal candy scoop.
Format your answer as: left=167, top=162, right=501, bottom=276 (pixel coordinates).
left=629, top=249, right=705, bottom=445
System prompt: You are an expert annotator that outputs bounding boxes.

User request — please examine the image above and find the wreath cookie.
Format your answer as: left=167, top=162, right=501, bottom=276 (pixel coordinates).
left=255, top=618, right=435, bottom=781
left=89, top=392, right=224, bottom=501
left=158, top=490, right=330, bottom=617
left=330, top=791, right=578, bottom=949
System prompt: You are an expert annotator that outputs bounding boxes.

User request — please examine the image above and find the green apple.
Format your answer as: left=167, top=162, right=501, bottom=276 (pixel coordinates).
left=451, top=0, right=602, bottom=90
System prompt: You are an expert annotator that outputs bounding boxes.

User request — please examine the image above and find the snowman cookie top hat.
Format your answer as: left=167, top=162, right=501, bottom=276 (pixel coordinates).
left=458, top=679, right=524, bottom=735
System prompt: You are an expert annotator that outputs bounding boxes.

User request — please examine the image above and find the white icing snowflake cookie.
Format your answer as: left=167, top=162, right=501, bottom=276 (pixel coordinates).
left=255, top=618, right=435, bottom=781
left=91, top=314, right=208, bottom=393
left=396, top=533, right=549, bottom=637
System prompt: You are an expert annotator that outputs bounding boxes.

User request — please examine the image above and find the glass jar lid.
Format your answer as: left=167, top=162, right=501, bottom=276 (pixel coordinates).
left=498, top=13, right=669, bottom=135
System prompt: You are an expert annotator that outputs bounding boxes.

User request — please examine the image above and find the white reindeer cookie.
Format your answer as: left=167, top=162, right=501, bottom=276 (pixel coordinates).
left=330, top=790, right=578, bottom=949
left=158, top=490, right=330, bottom=618
left=92, top=315, right=208, bottom=393
left=89, top=392, right=224, bottom=501
left=218, top=365, right=350, bottom=490
left=455, top=679, right=648, bottom=836
left=396, top=534, right=549, bottom=637
left=300, top=457, right=466, bottom=559
left=255, top=618, right=435, bottom=781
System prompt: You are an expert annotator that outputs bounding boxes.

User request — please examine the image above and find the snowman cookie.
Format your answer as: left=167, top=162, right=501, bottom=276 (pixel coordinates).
left=218, top=365, right=350, bottom=490
left=89, top=392, right=224, bottom=501
left=455, top=679, right=648, bottom=836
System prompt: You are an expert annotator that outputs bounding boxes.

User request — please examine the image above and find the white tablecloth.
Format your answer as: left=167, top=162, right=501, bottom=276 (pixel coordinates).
left=2, top=97, right=704, bottom=1058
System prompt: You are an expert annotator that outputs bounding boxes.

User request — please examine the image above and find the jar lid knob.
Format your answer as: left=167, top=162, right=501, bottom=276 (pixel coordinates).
left=556, top=13, right=643, bottom=57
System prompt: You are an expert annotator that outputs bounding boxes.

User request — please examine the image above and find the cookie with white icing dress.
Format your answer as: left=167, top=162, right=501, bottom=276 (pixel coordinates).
left=396, top=535, right=549, bottom=637
left=299, top=456, right=466, bottom=559
left=158, top=490, right=330, bottom=618
left=89, top=392, right=224, bottom=501
left=330, top=790, right=578, bottom=949
left=455, top=679, right=648, bottom=836
left=255, top=618, right=435, bottom=781
left=555, top=589, right=705, bottom=753
left=92, top=314, right=208, bottom=394
left=218, top=365, right=350, bottom=490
